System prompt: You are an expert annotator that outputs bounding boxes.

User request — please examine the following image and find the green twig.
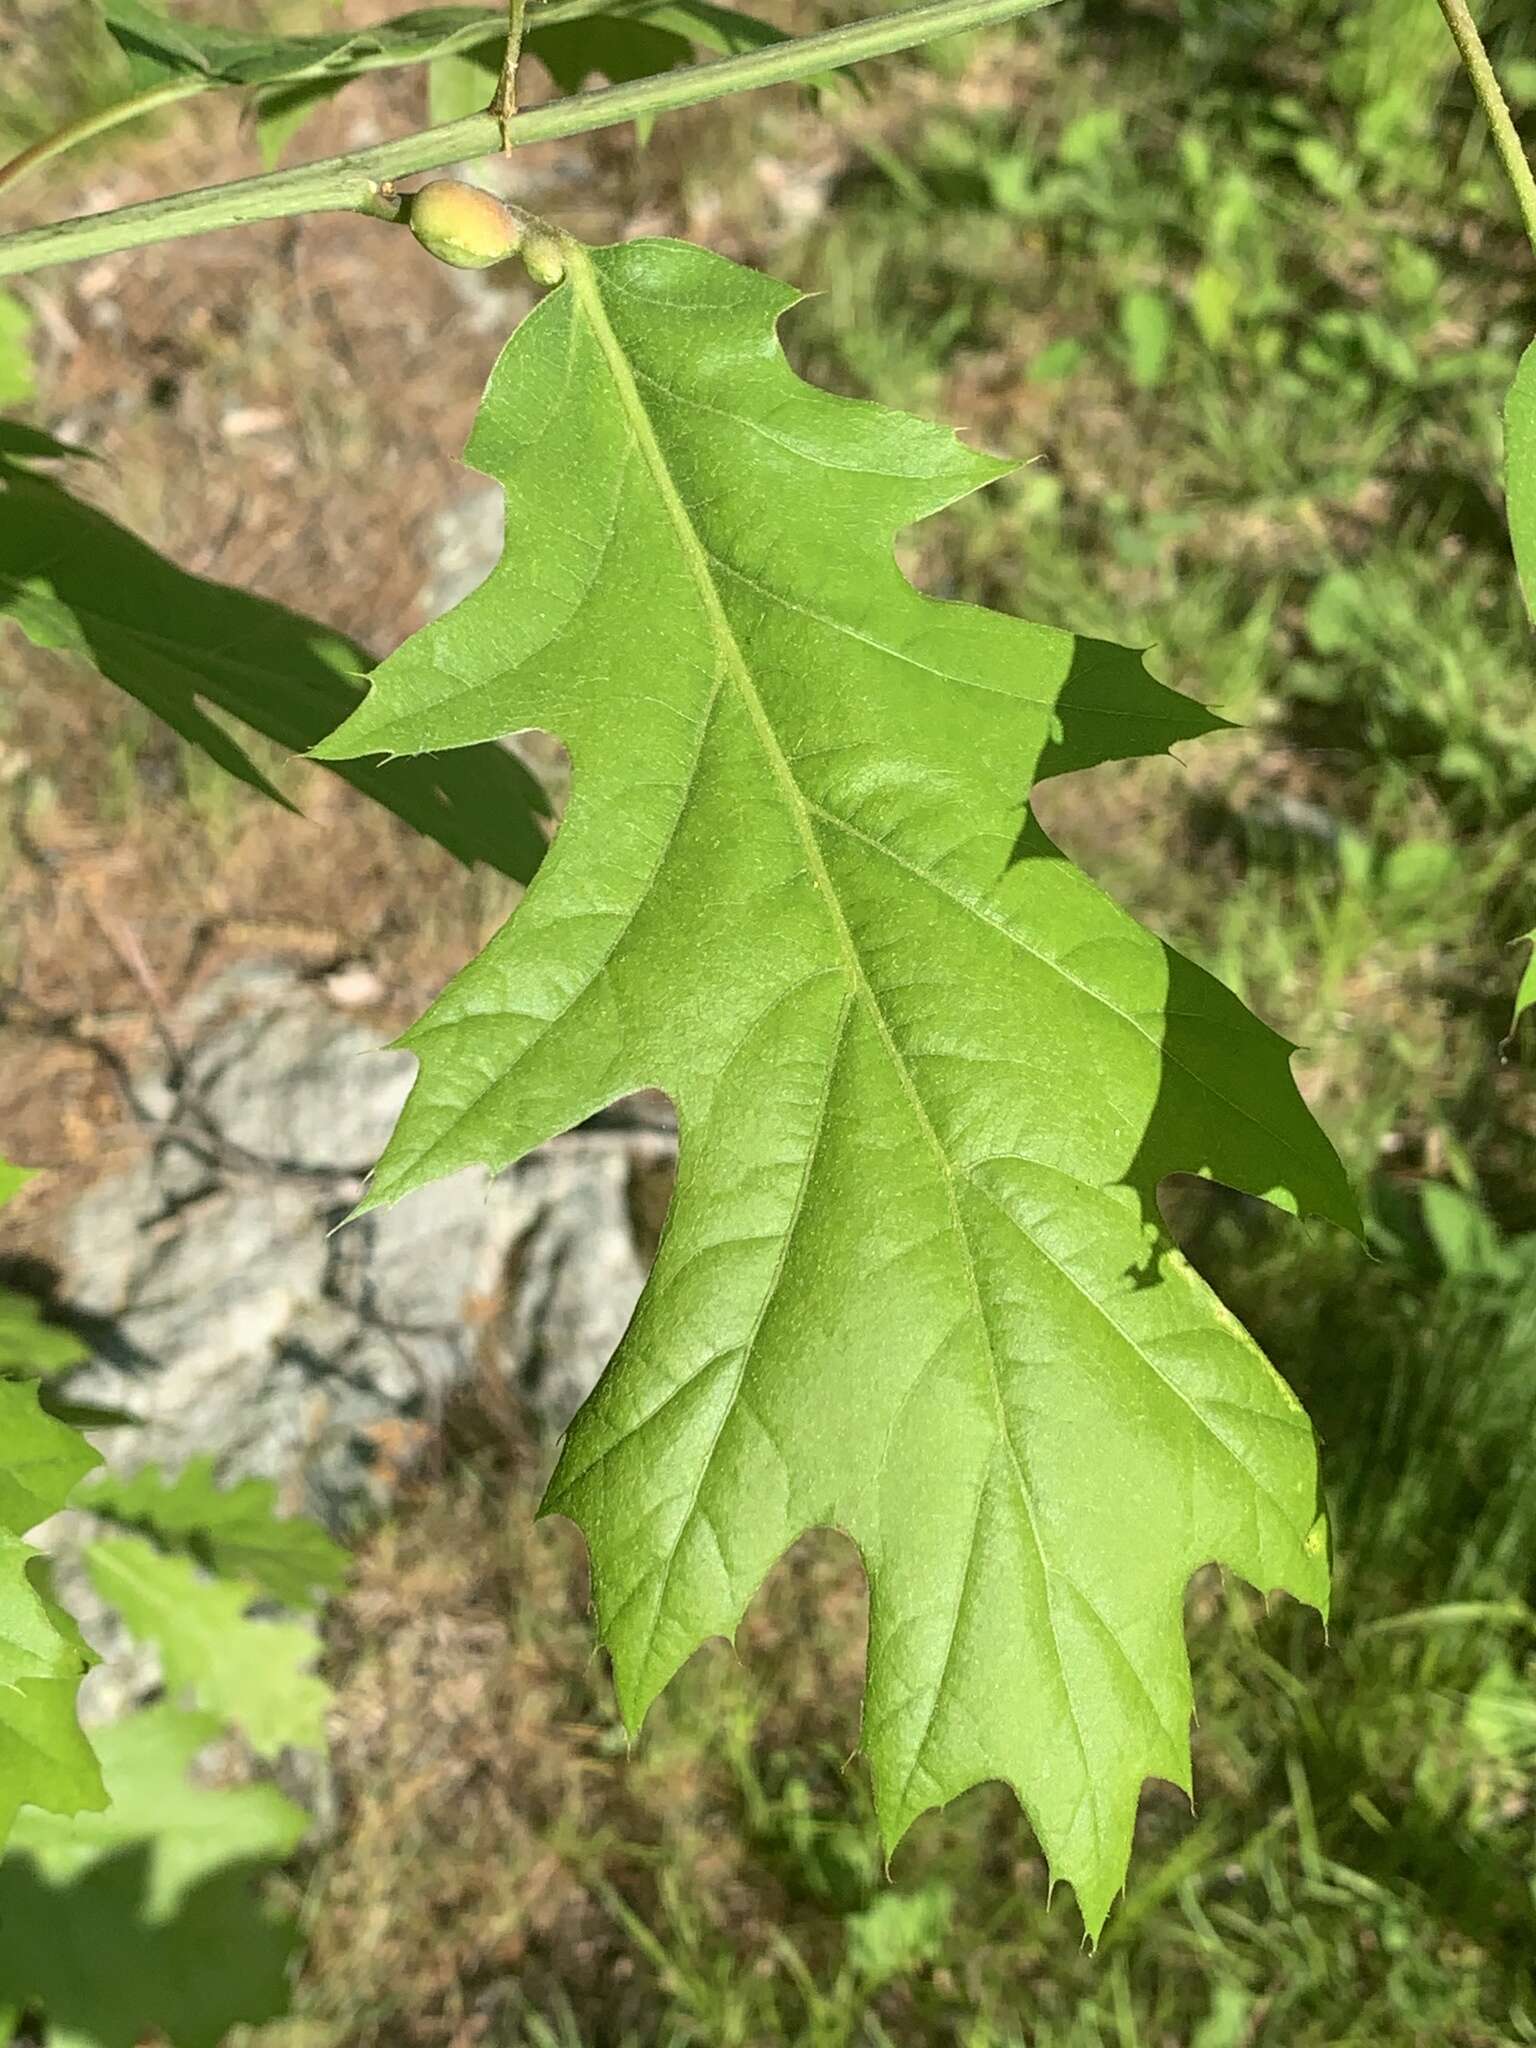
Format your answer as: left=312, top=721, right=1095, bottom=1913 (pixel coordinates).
left=1434, top=0, right=1536, bottom=263
left=0, top=0, right=1061, bottom=279
left=494, top=0, right=531, bottom=148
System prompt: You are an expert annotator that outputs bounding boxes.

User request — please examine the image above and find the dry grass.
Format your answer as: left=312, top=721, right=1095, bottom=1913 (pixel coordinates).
left=278, top=1399, right=881, bottom=2048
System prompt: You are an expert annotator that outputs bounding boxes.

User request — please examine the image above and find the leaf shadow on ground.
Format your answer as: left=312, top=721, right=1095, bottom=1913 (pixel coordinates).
left=0, top=455, right=549, bottom=882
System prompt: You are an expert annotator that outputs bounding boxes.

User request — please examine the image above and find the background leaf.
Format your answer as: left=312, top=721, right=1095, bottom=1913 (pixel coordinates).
left=100, top=0, right=510, bottom=91
left=1510, top=928, right=1536, bottom=1044
left=85, top=1536, right=331, bottom=1759
left=0, top=441, right=548, bottom=882
left=79, top=1456, right=347, bottom=1609
left=0, top=295, right=35, bottom=411
left=0, top=1705, right=307, bottom=2048
left=317, top=236, right=1354, bottom=1932
left=1119, top=286, right=1173, bottom=392
left=88, top=0, right=789, bottom=166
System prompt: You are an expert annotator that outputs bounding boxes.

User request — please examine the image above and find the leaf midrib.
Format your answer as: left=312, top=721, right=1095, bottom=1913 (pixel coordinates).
left=585, top=355, right=1314, bottom=1194
left=569, top=250, right=976, bottom=1196
left=568, top=249, right=1097, bottom=1801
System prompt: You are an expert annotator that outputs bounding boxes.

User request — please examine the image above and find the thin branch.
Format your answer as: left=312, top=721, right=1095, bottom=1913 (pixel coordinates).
left=494, top=0, right=532, bottom=147
left=0, top=0, right=667, bottom=202
left=1434, top=0, right=1536, bottom=263
left=0, top=0, right=1061, bottom=280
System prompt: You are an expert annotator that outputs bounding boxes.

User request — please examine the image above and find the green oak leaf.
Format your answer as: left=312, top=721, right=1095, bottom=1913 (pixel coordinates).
left=0, top=1390, right=105, bottom=1843
left=315, top=237, right=1355, bottom=1932
left=0, top=1704, right=306, bottom=2048
left=0, top=1159, right=104, bottom=1844
left=85, top=1537, right=330, bottom=1759
left=1506, top=336, right=1536, bottom=624
left=0, top=1288, right=88, bottom=1380
left=0, top=440, right=547, bottom=880
left=78, top=1456, right=347, bottom=1609
left=0, top=1382, right=99, bottom=1539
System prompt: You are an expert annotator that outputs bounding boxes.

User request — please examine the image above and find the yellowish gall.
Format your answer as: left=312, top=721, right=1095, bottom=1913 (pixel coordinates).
left=407, top=180, right=523, bottom=270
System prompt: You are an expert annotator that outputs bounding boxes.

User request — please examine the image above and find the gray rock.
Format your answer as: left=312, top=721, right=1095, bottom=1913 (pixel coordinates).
left=60, top=960, right=669, bottom=1490
left=42, top=959, right=673, bottom=1722
left=419, top=476, right=573, bottom=807
left=421, top=475, right=507, bottom=624
left=488, top=1143, right=650, bottom=1433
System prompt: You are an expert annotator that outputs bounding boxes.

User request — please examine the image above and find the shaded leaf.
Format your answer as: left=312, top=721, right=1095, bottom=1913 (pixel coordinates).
left=85, top=1537, right=330, bottom=1758
left=0, top=1705, right=306, bottom=2048
left=521, top=13, right=690, bottom=92
left=530, top=0, right=787, bottom=93
left=101, top=0, right=507, bottom=90
left=0, top=420, right=88, bottom=463
left=0, top=1289, right=88, bottom=1380
left=316, top=237, right=1354, bottom=1931
left=0, top=445, right=548, bottom=881
left=0, top=1159, right=103, bottom=1843
left=80, top=1455, right=347, bottom=1609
